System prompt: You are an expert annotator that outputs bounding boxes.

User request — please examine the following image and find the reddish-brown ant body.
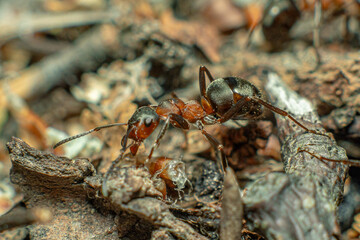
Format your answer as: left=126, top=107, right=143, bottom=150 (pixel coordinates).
left=54, top=66, right=325, bottom=197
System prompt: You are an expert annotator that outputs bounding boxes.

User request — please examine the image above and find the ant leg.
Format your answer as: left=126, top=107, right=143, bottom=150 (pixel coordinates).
left=53, top=123, right=127, bottom=149
left=147, top=114, right=190, bottom=162
left=199, top=66, right=216, bottom=114
left=217, top=97, right=249, bottom=123
left=102, top=126, right=132, bottom=197
left=182, top=130, right=189, bottom=149
left=171, top=92, right=180, bottom=99
left=298, top=147, right=360, bottom=167
left=199, top=66, right=215, bottom=97
left=253, top=97, right=324, bottom=135
left=170, top=92, right=186, bottom=107
left=196, top=121, right=228, bottom=173
left=146, top=116, right=171, bottom=163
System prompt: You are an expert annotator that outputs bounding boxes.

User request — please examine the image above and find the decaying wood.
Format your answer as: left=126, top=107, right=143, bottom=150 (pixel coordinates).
left=4, top=137, right=207, bottom=240
left=243, top=72, right=349, bottom=240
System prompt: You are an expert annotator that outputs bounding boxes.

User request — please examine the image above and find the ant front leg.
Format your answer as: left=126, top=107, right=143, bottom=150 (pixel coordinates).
left=102, top=127, right=133, bottom=197
left=146, top=114, right=190, bottom=163
left=146, top=117, right=171, bottom=163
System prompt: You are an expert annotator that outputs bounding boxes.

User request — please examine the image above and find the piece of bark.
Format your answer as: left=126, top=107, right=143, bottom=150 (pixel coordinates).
left=169, top=204, right=221, bottom=239
left=266, top=72, right=349, bottom=203
left=102, top=166, right=208, bottom=240
left=243, top=72, right=349, bottom=240
left=8, top=137, right=96, bottom=190
left=5, top=137, right=119, bottom=239
left=6, top=137, right=208, bottom=239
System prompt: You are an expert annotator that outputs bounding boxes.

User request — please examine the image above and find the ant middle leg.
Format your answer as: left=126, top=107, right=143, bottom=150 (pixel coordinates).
left=196, top=121, right=228, bottom=173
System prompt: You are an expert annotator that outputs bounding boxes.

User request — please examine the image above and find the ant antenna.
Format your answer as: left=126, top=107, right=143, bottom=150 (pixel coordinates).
left=53, top=123, right=127, bottom=149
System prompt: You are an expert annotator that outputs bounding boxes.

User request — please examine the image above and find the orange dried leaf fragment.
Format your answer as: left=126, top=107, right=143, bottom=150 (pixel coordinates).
left=201, top=0, right=246, bottom=32
left=160, top=11, right=221, bottom=62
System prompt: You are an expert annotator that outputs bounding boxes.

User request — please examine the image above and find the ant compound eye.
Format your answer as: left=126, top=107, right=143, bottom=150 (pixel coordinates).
left=144, top=118, right=153, bottom=127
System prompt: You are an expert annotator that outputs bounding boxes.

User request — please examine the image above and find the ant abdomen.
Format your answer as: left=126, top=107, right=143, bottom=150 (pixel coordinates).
left=206, top=77, right=264, bottom=119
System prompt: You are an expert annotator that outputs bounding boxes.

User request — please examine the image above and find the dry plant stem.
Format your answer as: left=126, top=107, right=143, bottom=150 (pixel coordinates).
left=0, top=10, right=121, bottom=42
left=220, top=167, right=243, bottom=240
left=243, top=72, right=348, bottom=240
left=0, top=24, right=120, bottom=110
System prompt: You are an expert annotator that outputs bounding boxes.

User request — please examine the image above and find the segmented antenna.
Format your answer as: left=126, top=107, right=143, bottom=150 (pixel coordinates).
left=53, top=123, right=127, bottom=149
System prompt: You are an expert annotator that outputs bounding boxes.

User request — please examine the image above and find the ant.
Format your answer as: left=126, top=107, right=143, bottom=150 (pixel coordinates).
left=54, top=66, right=325, bottom=197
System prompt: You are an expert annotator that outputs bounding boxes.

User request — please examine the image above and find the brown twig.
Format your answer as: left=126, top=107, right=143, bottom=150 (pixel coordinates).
left=0, top=204, right=52, bottom=232
left=0, top=10, right=121, bottom=42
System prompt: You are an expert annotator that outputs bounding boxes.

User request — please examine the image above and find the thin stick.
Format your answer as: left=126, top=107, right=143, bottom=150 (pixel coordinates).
left=0, top=25, right=120, bottom=111
left=0, top=10, right=120, bottom=42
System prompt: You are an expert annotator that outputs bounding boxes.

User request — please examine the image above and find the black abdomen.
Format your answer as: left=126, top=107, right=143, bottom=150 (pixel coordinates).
left=206, top=77, right=264, bottom=119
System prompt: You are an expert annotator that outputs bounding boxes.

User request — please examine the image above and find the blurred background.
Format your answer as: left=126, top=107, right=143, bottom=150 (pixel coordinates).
left=0, top=0, right=359, bottom=238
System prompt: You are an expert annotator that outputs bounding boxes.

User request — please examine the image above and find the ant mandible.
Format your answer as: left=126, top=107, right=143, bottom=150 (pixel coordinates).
left=54, top=66, right=320, bottom=196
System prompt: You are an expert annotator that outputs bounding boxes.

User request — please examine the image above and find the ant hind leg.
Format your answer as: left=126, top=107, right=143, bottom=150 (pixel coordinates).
left=297, top=146, right=360, bottom=167
left=253, top=97, right=328, bottom=136
left=199, top=66, right=215, bottom=98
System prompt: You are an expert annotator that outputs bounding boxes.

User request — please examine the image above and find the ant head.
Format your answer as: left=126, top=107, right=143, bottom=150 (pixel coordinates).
left=127, top=106, right=160, bottom=141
